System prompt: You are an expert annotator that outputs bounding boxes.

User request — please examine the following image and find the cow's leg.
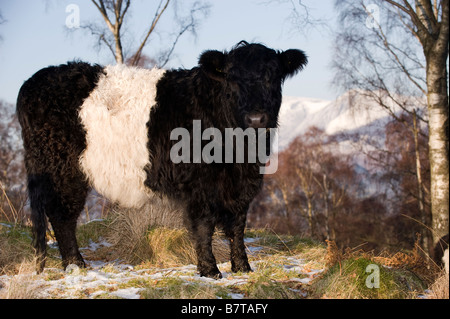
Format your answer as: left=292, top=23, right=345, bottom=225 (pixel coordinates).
left=185, top=202, right=221, bottom=279
left=29, top=173, right=88, bottom=271
left=48, top=214, right=85, bottom=270
left=52, top=178, right=88, bottom=270
left=221, top=209, right=252, bottom=273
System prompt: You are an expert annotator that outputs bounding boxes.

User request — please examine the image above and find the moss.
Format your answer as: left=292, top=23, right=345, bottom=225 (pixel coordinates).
left=312, top=257, right=427, bottom=299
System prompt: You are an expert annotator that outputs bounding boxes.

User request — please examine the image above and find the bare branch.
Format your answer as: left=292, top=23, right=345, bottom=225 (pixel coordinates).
left=262, top=0, right=330, bottom=35
left=82, top=1, right=209, bottom=67
left=89, top=0, right=133, bottom=63
left=433, top=0, right=439, bottom=18
left=118, top=0, right=131, bottom=25
left=362, top=2, right=427, bottom=95
left=130, top=0, right=170, bottom=67
left=157, top=22, right=190, bottom=68
left=80, top=23, right=116, bottom=58
left=383, top=0, right=431, bottom=43
left=91, top=0, right=115, bottom=32
left=157, top=1, right=211, bottom=67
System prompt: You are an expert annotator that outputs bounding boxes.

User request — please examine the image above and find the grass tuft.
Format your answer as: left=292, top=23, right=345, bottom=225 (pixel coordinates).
left=311, top=240, right=433, bottom=299
left=103, top=206, right=229, bottom=267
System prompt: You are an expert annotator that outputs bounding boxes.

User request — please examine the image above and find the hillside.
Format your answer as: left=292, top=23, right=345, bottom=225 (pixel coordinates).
left=273, top=90, right=426, bottom=202
left=277, top=90, right=421, bottom=150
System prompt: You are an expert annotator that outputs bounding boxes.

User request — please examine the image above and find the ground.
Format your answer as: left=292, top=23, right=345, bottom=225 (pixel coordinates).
left=0, top=220, right=444, bottom=299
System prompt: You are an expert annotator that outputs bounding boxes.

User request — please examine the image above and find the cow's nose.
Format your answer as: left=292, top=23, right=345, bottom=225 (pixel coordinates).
left=245, top=113, right=268, bottom=128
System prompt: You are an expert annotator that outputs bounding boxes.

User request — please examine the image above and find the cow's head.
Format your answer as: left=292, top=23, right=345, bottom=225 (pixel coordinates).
left=199, top=41, right=307, bottom=129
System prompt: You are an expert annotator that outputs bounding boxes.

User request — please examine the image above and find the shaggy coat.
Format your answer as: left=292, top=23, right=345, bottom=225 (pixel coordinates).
left=17, top=42, right=307, bottom=278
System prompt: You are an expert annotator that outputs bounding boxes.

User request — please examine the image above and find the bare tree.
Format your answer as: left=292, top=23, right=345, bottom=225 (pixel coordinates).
left=83, top=0, right=210, bottom=66
left=88, top=0, right=132, bottom=64
left=332, top=0, right=448, bottom=253
left=268, top=127, right=357, bottom=240
left=265, top=173, right=297, bottom=234
left=262, top=0, right=330, bottom=35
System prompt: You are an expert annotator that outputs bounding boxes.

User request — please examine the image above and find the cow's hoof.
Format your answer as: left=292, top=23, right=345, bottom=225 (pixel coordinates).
left=232, top=261, right=252, bottom=273
left=63, top=257, right=86, bottom=271
left=200, top=269, right=223, bottom=280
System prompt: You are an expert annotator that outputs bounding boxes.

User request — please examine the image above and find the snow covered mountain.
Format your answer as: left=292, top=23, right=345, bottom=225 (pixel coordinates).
left=277, top=91, right=405, bottom=150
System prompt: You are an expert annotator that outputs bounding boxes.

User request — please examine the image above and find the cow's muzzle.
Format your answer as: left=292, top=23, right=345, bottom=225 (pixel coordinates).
left=245, top=113, right=268, bottom=128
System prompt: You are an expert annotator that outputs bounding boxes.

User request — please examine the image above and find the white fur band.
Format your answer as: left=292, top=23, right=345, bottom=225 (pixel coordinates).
left=79, top=64, right=165, bottom=207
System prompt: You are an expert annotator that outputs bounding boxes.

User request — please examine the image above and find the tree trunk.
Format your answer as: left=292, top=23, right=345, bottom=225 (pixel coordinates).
left=306, top=195, right=315, bottom=237
left=280, top=187, right=294, bottom=234
left=426, top=49, right=449, bottom=250
left=114, top=29, right=124, bottom=64
left=322, top=174, right=331, bottom=241
left=413, top=110, right=432, bottom=253
left=414, top=0, right=450, bottom=254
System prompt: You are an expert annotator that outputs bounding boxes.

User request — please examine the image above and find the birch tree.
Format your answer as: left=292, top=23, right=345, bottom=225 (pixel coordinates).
left=333, top=0, right=448, bottom=252
left=84, top=0, right=210, bottom=66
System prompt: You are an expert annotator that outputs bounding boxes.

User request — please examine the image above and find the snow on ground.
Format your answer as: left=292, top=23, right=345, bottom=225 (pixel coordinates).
left=0, top=238, right=324, bottom=299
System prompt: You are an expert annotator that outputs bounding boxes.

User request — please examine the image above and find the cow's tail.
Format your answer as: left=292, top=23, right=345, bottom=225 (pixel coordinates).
left=28, top=174, right=49, bottom=273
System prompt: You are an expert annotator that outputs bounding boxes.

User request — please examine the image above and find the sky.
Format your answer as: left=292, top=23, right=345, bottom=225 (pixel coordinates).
left=0, top=0, right=339, bottom=105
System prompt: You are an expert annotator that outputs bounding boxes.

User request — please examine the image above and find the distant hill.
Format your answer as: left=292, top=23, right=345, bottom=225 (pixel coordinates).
left=277, top=91, right=400, bottom=150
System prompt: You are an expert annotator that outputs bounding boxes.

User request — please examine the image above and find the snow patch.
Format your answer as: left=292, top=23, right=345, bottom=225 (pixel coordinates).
left=0, top=237, right=325, bottom=299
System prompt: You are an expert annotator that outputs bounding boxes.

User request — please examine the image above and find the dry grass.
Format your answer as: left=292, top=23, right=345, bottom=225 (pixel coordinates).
left=325, top=237, right=441, bottom=284
left=104, top=197, right=183, bottom=264
left=0, top=224, right=34, bottom=275
left=0, top=260, right=41, bottom=299
left=312, top=239, right=442, bottom=299
left=104, top=197, right=229, bottom=267
left=314, top=256, right=428, bottom=299
left=427, top=271, right=449, bottom=299
left=0, top=182, right=27, bottom=225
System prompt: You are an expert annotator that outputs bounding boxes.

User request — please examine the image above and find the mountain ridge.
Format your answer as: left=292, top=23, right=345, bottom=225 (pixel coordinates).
left=277, top=91, right=397, bottom=150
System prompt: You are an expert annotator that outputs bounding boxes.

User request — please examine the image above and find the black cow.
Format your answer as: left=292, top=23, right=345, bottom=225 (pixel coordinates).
left=17, top=41, right=307, bottom=278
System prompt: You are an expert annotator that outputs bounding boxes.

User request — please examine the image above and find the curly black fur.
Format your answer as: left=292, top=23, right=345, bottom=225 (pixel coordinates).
left=17, top=43, right=307, bottom=278
left=146, top=43, right=307, bottom=278
left=17, top=62, right=104, bottom=272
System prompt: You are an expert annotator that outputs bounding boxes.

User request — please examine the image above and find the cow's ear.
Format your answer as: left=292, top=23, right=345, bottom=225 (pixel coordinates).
left=199, top=50, right=227, bottom=81
left=279, top=49, right=308, bottom=78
